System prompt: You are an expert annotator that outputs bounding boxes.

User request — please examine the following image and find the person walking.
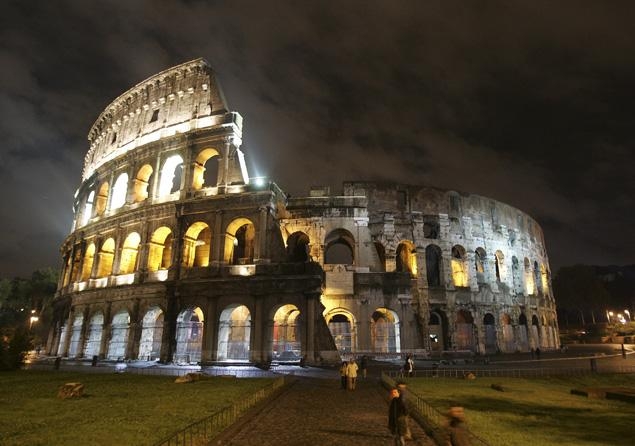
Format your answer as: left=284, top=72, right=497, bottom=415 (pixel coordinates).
left=360, top=355, right=368, bottom=379
left=445, top=406, right=471, bottom=446
left=339, top=361, right=348, bottom=389
left=346, top=358, right=359, bottom=390
left=388, top=388, right=409, bottom=446
left=404, top=354, right=414, bottom=378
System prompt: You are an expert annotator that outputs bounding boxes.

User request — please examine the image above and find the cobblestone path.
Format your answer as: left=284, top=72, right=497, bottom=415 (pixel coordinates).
left=213, top=376, right=435, bottom=446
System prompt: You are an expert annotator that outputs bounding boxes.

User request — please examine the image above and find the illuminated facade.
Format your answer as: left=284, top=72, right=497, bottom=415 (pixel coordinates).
left=47, top=59, right=558, bottom=364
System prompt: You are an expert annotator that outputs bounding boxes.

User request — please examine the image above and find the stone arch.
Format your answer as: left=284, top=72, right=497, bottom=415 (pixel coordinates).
left=107, top=309, right=130, bottom=360
left=501, top=314, right=514, bottom=352
left=396, top=240, right=417, bottom=276
left=84, top=311, right=104, bottom=358
left=512, top=256, right=522, bottom=294
left=138, top=306, right=164, bottom=360
left=148, top=227, right=173, bottom=271
left=531, top=314, right=540, bottom=348
left=371, top=308, right=401, bottom=353
left=451, top=245, right=468, bottom=287
left=217, top=304, right=251, bottom=361
left=540, top=264, right=550, bottom=297
left=158, top=154, right=183, bottom=197
left=271, top=304, right=301, bottom=359
left=495, top=250, right=505, bottom=282
left=119, top=232, right=140, bottom=275
left=524, top=257, right=535, bottom=295
left=286, top=231, right=310, bottom=262
left=110, top=172, right=128, bottom=210
left=534, top=261, right=543, bottom=295
left=428, top=310, right=448, bottom=351
left=455, top=309, right=474, bottom=351
left=133, top=164, right=153, bottom=202
left=175, top=307, right=204, bottom=364
left=68, top=313, right=84, bottom=358
left=96, top=238, right=116, bottom=278
left=183, top=222, right=211, bottom=268
left=95, top=181, right=109, bottom=216
left=81, top=242, right=95, bottom=281
left=224, top=218, right=256, bottom=264
left=81, top=190, right=94, bottom=226
left=483, top=313, right=497, bottom=353
left=425, top=244, right=443, bottom=287
left=517, top=313, right=529, bottom=351
left=324, top=228, right=355, bottom=265
left=192, top=147, right=220, bottom=190
left=475, top=247, right=487, bottom=283
left=325, top=309, right=356, bottom=354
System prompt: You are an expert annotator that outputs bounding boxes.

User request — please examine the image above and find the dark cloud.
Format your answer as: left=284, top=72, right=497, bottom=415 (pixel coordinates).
left=1, top=0, right=634, bottom=277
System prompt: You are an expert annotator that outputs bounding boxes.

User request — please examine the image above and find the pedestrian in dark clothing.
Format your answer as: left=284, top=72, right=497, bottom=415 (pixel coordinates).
left=445, top=406, right=471, bottom=446
left=388, top=388, right=409, bottom=446
left=361, top=355, right=368, bottom=378
left=339, top=361, right=347, bottom=389
left=535, top=347, right=541, bottom=360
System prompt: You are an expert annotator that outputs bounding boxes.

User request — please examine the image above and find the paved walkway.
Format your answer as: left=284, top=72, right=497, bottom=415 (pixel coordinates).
left=212, top=376, right=435, bottom=446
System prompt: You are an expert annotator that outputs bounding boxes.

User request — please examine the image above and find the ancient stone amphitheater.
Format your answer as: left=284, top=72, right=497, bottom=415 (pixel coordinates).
left=47, top=59, right=559, bottom=365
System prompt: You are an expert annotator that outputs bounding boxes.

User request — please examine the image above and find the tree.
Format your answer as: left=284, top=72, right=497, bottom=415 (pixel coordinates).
left=553, top=265, right=611, bottom=327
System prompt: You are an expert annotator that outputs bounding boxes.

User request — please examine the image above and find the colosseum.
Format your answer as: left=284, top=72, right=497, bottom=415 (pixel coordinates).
left=46, top=58, right=559, bottom=366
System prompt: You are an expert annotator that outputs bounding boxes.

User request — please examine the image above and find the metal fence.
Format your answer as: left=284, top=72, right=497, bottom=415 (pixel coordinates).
left=153, top=376, right=286, bottom=446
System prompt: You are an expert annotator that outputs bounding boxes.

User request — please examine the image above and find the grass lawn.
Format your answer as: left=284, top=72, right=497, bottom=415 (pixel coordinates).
left=0, top=370, right=276, bottom=446
left=406, top=374, right=635, bottom=446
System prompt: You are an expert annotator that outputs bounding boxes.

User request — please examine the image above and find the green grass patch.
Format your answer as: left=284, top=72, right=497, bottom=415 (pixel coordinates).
left=0, top=370, right=276, bottom=446
left=406, top=374, right=635, bottom=446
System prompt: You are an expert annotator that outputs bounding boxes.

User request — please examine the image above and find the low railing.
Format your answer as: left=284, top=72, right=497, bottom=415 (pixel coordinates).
left=381, top=372, right=490, bottom=446
left=154, top=376, right=286, bottom=446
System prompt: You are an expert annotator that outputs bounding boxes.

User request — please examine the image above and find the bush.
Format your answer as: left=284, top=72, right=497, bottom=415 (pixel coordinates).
left=0, top=328, right=32, bottom=371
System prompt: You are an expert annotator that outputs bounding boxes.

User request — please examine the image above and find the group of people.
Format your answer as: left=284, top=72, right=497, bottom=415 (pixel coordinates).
left=338, top=356, right=368, bottom=390
left=388, top=384, right=470, bottom=445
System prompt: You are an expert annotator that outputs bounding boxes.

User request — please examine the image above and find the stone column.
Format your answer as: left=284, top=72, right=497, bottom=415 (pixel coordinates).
left=127, top=299, right=141, bottom=360
left=201, top=298, right=217, bottom=363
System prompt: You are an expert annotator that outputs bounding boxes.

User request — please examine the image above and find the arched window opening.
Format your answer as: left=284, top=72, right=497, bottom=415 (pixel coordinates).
left=139, top=307, right=164, bottom=361
left=81, top=191, right=94, bottom=227
left=217, top=305, right=251, bottom=361
left=81, top=243, right=95, bottom=282
left=96, top=238, right=115, bottom=278
left=483, top=313, right=497, bottom=354
left=95, top=182, right=109, bottom=216
left=371, top=308, right=400, bottom=353
left=286, top=232, right=310, bottom=262
left=495, top=250, right=505, bottom=282
left=524, top=258, right=535, bottom=295
left=455, top=310, right=475, bottom=351
left=531, top=314, right=541, bottom=348
left=425, top=244, right=442, bottom=287
left=541, top=264, right=550, bottom=297
left=133, top=164, right=153, bottom=203
left=451, top=245, right=468, bottom=287
left=56, top=322, right=68, bottom=357
left=107, top=310, right=130, bottom=360
left=70, top=248, right=82, bottom=283
left=84, top=312, right=104, bottom=359
left=324, top=228, right=355, bottom=265
left=148, top=227, right=173, bottom=271
left=475, top=248, right=486, bottom=283
left=67, top=314, right=84, bottom=358
left=374, top=242, right=386, bottom=272
left=396, top=241, right=417, bottom=276
left=428, top=311, right=446, bottom=351
left=183, top=222, right=211, bottom=268
left=224, top=218, right=255, bottom=265
left=501, top=314, right=514, bottom=352
left=175, top=307, right=204, bottom=364
left=327, top=311, right=355, bottom=354
left=158, top=155, right=184, bottom=197
left=119, top=232, right=140, bottom=275
left=534, top=261, right=543, bottom=295
left=272, top=304, right=301, bottom=360
left=110, top=172, right=128, bottom=210
left=192, top=148, right=220, bottom=190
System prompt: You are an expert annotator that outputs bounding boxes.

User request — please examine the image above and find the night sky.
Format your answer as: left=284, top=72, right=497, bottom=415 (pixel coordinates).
left=1, top=1, right=634, bottom=278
